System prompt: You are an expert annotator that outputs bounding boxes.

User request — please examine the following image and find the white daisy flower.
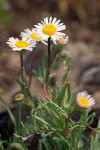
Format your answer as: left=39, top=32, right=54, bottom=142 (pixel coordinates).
left=57, top=35, right=69, bottom=45
left=20, top=28, right=44, bottom=42
left=76, top=91, right=95, bottom=108
left=34, top=17, right=66, bottom=44
left=7, top=37, right=36, bottom=51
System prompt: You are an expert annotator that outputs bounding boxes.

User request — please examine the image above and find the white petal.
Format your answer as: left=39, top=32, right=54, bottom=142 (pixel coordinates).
left=49, top=17, right=52, bottom=23
left=54, top=19, right=61, bottom=25
left=52, top=17, right=57, bottom=24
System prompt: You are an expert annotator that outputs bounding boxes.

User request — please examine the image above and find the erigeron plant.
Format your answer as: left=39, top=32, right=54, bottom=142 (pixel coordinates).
left=0, top=17, right=99, bottom=150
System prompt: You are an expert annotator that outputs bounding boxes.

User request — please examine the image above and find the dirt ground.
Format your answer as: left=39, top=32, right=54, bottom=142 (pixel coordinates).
left=0, top=0, right=100, bottom=111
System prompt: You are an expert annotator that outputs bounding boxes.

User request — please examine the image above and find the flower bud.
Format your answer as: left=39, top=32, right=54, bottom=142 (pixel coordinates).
left=57, top=36, right=69, bottom=45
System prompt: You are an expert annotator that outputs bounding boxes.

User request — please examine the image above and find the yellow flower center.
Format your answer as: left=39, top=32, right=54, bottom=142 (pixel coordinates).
left=59, top=37, right=64, bottom=41
left=79, top=97, right=89, bottom=106
left=42, top=24, right=57, bottom=36
left=16, top=40, right=28, bottom=48
left=57, top=37, right=64, bottom=42
left=30, top=32, right=42, bottom=41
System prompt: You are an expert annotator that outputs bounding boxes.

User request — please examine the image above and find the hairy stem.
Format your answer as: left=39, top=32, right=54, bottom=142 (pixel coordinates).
left=29, top=49, right=34, bottom=89
left=48, top=37, right=51, bottom=67
left=17, top=102, right=21, bottom=136
left=20, top=51, right=27, bottom=102
left=44, top=37, right=52, bottom=98
left=20, top=52, right=24, bottom=87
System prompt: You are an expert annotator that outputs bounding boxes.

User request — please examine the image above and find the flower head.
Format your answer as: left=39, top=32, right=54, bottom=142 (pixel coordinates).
left=15, top=93, right=24, bottom=102
left=20, top=28, right=43, bottom=42
left=7, top=37, right=36, bottom=51
left=76, top=91, right=95, bottom=108
left=34, top=17, right=66, bottom=44
left=57, top=36, right=69, bottom=45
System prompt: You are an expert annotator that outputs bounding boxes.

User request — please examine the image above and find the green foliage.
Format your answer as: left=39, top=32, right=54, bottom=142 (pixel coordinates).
left=33, top=56, right=47, bottom=84
left=0, top=97, right=16, bottom=127
left=90, top=120, right=100, bottom=150
left=10, top=142, right=28, bottom=150
left=0, top=0, right=12, bottom=30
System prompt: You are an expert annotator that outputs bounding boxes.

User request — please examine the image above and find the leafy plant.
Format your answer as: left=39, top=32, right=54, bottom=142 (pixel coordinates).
left=0, top=17, right=98, bottom=150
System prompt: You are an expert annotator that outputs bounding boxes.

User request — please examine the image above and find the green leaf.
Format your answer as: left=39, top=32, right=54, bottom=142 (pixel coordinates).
left=34, top=114, right=62, bottom=130
left=33, top=70, right=39, bottom=77
left=0, top=97, right=16, bottom=127
left=21, top=122, right=30, bottom=134
left=52, top=85, right=59, bottom=103
left=39, top=101, right=51, bottom=114
left=22, top=67, right=28, bottom=85
left=33, top=70, right=43, bottom=84
left=66, top=82, right=71, bottom=102
left=16, top=78, right=23, bottom=89
left=87, top=112, right=96, bottom=126
left=42, top=138, right=52, bottom=150
left=13, top=134, right=27, bottom=141
left=56, top=83, right=67, bottom=106
left=62, top=64, right=73, bottom=83
left=50, top=58, right=67, bottom=70
left=25, top=86, right=33, bottom=99
left=19, top=142, right=28, bottom=150
left=66, top=93, right=76, bottom=114
left=52, top=44, right=64, bottom=53
left=53, top=136, right=73, bottom=150
left=32, top=56, right=47, bottom=84
left=78, top=143, right=88, bottom=150
left=47, top=102, right=62, bottom=120
left=0, top=146, right=3, bottom=150
left=25, top=87, right=35, bottom=107
left=46, top=102, right=64, bottom=127
left=33, top=116, right=50, bottom=128
left=90, top=119, right=100, bottom=150
left=71, top=125, right=84, bottom=148
left=40, top=115, right=62, bottom=130
left=38, top=139, right=42, bottom=150
left=0, top=140, right=9, bottom=149
left=38, top=63, right=43, bottom=78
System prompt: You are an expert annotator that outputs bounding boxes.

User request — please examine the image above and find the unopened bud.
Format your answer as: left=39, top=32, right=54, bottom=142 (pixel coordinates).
left=57, top=36, right=69, bottom=45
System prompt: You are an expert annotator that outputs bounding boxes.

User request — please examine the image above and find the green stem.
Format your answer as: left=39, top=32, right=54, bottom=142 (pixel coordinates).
left=17, top=102, right=21, bottom=137
left=44, top=37, right=52, bottom=98
left=20, top=52, right=24, bottom=91
left=20, top=51, right=27, bottom=102
left=48, top=37, right=51, bottom=67
left=29, top=49, right=34, bottom=89
left=14, top=102, right=21, bottom=142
